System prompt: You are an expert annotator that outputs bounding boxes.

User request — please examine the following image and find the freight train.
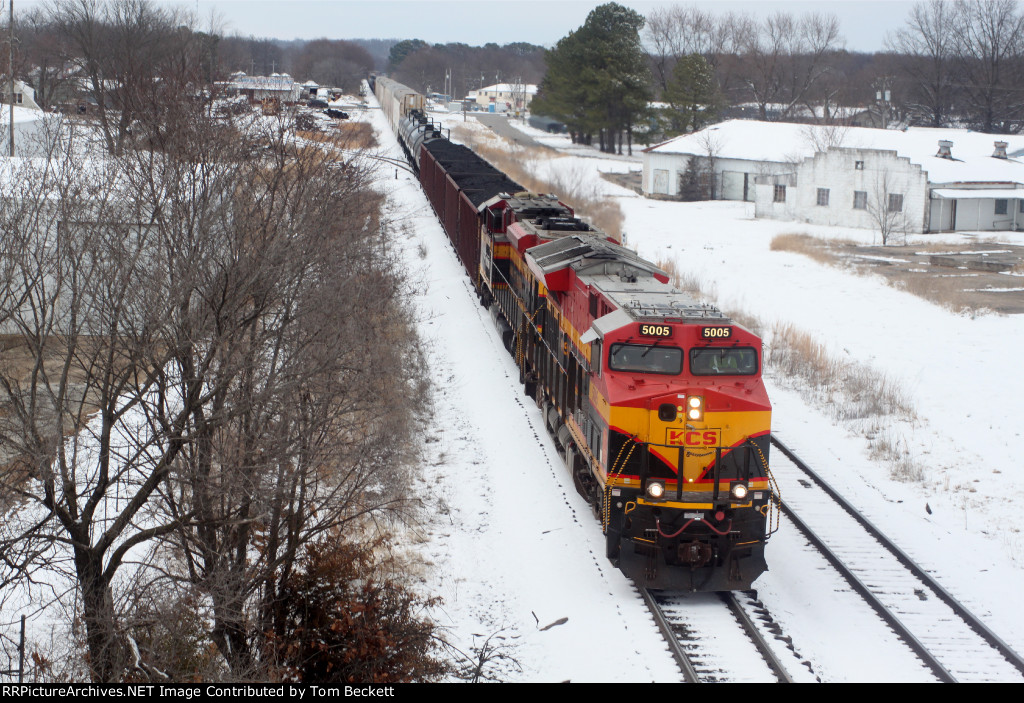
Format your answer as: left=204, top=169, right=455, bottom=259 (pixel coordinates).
left=372, top=76, right=778, bottom=591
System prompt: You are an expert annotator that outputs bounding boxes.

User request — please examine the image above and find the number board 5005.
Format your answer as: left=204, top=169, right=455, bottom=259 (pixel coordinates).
left=701, top=326, right=732, bottom=339
left=639, top=323, right=672, bottom=337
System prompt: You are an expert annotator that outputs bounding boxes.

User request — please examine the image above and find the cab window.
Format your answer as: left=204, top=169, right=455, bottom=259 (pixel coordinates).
left=609, top=343, right=683, bottom=375
left=690, top=347, right=758, bottom=376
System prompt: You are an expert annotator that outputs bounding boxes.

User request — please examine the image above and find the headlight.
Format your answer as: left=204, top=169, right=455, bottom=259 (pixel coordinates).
left=730, top=482, right=749, bottom=501
left=686, top=395, right=704, bottom=422
left=646, top=481, right=665, bottom=500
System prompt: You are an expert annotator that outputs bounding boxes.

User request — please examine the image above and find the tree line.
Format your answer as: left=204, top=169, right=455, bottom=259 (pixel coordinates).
left=529, top=1, right=1024, bottom=154
left=7, top=0, right=377, bottom=110
left=0, top=0, right=451, bottom=685
left=387, top=39, right=547, bottom=100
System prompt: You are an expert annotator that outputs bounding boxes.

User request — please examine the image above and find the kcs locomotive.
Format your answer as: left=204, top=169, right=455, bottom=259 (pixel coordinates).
left=372, top=76, right=778, bottom=591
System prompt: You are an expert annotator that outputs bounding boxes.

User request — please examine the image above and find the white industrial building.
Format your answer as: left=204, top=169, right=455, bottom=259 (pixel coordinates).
left=642, top=120, right=1024, bottom=233
left=223, top=72, right=301, bottom=103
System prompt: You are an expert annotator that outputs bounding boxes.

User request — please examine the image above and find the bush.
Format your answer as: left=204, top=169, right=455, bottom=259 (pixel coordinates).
left=263, top=537, right=448, bottom=683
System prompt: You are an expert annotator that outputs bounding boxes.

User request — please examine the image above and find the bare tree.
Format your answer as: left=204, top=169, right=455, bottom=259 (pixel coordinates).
left=867, top=168, right=910, bottom=245
left=951, top=0, right=1024, bottom=133
left=887, top=0, right=958, bottom=127
left=695, top=129, right=724, bottom=199
left=736, top=11, right=843, bottom=121
left=645, top=6, right=729, bottom=93
left=46, top=0, right=200, bottom=155
left=287, top=38, right=374, bottom=92
left=0, top=87, right=427, bottom=682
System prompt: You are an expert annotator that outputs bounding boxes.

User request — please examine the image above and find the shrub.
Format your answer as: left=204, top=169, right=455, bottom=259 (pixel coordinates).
left=262, top=537, right=448, bottom=684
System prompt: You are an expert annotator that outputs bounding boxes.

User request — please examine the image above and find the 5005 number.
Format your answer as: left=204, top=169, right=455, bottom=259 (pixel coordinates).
left=639, top=324, right=672, bottom=337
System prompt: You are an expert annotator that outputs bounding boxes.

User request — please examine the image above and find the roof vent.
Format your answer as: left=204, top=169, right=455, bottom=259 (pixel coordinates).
left=937, top=140, right=953, bottom=159
left=994, top=141, right=1008, bottom=159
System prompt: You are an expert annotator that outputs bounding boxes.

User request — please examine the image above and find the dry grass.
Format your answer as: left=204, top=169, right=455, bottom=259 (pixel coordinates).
left=654, top=257, right=684, bottom=289
left=768, top=321, right=913, bottom=420
left=767, top=322, right=842, bottom=390
left=298, top=121, right=377, bottom=150
left=451, top=125, right=624, bottom=240
left=769, top=232, right=860, bottom=266
left=895, top=274, right=977, bottom=314
left=865, top=426, right=925, bottom=482
left=767, top=321, right=924, bottom=481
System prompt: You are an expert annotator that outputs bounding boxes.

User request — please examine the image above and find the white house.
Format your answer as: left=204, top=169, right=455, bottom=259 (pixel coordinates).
left=643, top=119, right=1024, bottom=233
left=472, top=83, right=538, bottom=111
left=2, top=80, right=42, bottom=111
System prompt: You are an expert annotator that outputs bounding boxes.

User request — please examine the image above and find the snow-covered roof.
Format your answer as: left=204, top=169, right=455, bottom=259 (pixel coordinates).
left=646, top=119, right=1024, bottom=185
left=232, top=74, right=296, bottom=91
left=0, top=104, right=49, bottom=125
left=931, top=187, right=1024, bottom=199
left=479, top=83, right=538, bottom=95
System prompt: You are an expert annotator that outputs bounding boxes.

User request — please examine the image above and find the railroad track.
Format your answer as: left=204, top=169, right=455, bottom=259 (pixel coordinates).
left=642, top=588, right=795, bottom=683
left=771, top=434, right=1024, bottom=683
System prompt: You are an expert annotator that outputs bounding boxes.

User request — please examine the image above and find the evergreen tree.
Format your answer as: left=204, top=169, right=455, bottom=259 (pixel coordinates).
left=530, top=29, right=588, bottom=142
left=532, top=2, right=651, bottom=154
left=387, top=39, right=427, bottom=71
left=663, top=54, right=721, bottom=136
left=678, top=156, right=706, bottom=201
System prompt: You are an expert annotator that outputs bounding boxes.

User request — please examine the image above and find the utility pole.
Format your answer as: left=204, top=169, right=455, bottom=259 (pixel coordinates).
left=874, top=76, right=893, bottom=130
left=8, top=0, right=13, bottom=157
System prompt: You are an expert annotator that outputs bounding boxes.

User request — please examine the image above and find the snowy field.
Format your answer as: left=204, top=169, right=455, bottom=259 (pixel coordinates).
left=368, top=101, right=1024, bottom=682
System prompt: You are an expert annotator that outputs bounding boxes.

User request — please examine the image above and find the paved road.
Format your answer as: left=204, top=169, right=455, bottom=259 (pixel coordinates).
left=473, top=113, right=547, bottom=149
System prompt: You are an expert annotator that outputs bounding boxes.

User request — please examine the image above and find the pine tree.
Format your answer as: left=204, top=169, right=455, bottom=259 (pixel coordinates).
left=533, top=3, right=651, bottom=153
left=679, top=156, right=705, bottom=201
left=663, top=54, right=721, bottom=136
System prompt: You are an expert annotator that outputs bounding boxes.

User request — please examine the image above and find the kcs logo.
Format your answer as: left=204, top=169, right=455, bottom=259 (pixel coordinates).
left=666, top=429, right=720, bottom=447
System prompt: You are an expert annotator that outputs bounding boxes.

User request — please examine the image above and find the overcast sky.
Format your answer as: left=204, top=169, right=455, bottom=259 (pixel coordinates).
left=179, top=0, right=915, bottom=51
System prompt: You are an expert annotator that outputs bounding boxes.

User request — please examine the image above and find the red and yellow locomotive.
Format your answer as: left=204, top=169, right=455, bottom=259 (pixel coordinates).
left=372, top=75, right=777, bottom=591
left=479, top=194, right=775, bottom=591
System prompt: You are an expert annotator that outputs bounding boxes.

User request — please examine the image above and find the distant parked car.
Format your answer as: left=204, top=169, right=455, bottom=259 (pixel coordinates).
left=308, top=99, right=328, bottom=109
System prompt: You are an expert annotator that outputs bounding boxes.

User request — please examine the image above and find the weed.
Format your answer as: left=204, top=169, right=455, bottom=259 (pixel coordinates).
left=770, top=233, right=845, bottom=266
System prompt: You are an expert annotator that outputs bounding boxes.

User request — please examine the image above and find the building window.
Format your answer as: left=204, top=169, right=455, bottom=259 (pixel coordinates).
left=1019, top=199, right=1024, bottom=213
left=773, top=184, right=786, bottom=203
left=855, top=160, right=864, bottom=170
left=888, top=193, right=904, bottom=213
left=853, top=191, right=867, bottom=210
left=816, top=188, right=830, bottom=206
left=995, top=199, right=1008, bottom=215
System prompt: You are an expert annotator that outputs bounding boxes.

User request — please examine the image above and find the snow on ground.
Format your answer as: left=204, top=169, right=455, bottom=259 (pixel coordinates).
left=366, top=110, right=679, bottom=683
left=366, top=106, right=679, bottom=682
left=4, top=94, right=1019, bottom=681
left=386, top=105, right=1024, bottom=680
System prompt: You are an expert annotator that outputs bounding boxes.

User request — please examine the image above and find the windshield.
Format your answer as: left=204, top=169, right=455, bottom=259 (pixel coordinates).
left=690, top=347, right=758, bottom=376
left=609, top=343, right=683, bottom=375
